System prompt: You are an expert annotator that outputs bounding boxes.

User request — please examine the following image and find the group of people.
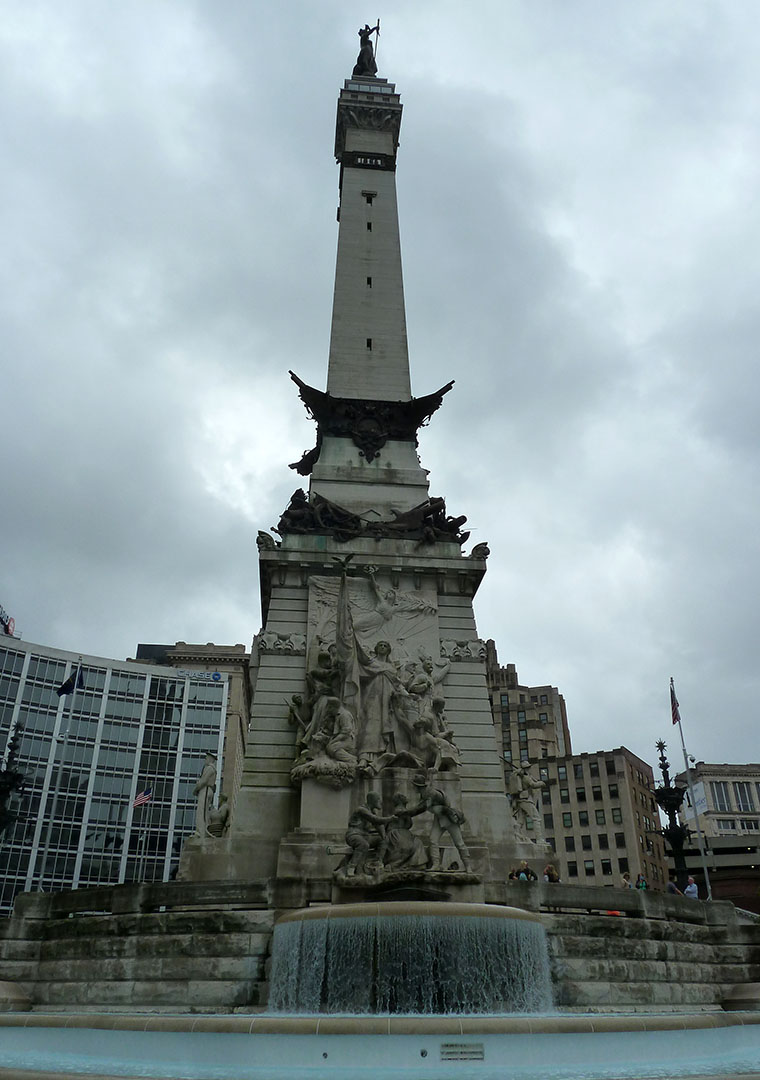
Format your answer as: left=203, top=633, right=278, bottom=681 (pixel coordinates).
left=621, top=871, right=699, bottom=898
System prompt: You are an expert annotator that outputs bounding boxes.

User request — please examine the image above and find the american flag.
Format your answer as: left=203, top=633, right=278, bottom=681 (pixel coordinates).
left=132, top=787, right=152, bottom=808
left=670, top=678, right=681, bottom=726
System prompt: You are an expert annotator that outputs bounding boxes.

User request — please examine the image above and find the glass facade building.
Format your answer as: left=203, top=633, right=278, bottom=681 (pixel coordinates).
left=0, top=639, right=227, bottom=916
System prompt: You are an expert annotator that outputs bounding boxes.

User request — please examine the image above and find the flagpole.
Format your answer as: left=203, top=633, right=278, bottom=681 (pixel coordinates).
left=37, top=658, right=82, bottom=890
left=671, top=677, right=713, bottom=901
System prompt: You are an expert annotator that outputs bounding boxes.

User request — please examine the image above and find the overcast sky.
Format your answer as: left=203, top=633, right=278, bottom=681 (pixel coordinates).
left=3, top=2, right=760, bottom=772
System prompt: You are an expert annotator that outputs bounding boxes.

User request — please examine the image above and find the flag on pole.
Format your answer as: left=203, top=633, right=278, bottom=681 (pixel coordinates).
left=56, top=663, right=85, bottom=697
left=132, top=787, right=152, bottom=808
left=670, top=677, right=681, bottom=726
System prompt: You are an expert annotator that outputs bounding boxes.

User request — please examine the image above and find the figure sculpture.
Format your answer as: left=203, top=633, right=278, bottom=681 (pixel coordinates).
left=338, top=791, right=388, bottom=876
left=206, top=794, right=229, bottom=838
left=376, top=793, right=428, bottom=871
left=411, top=773, right=471, bottom=871
left=352, top=24, right=379, bottom=78
left=356, top=640, right=406, bottom=764
left=192, top=753, right=217, bottom=837
left=507, top=764, right=545, bottom=842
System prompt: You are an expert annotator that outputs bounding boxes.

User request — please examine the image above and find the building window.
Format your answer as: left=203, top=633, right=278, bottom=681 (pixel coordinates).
left=618, top=857, right=629, bottom=873
left=560, top=788, right=570, bottom=804
left=541, top=747, right=548, bottom=758
left=601, top=859, right=613, bottom=876
left=518, top=729, right=527, bottom=744
left=734, top=782, right=755, bottom=813
left=584, top=860, right=595, bottom=877
left=614, top=831, right=625, bottom=847
left=595, top=809, right=606, bottom=826
left=598, top=833, right=609, bottom=849
left=519, top=694, right=525, bottom=704
left=540, top=694, right=548, bottom=705
left=576, top=787, right=586, bottom=802
left=581, top=835, right=592, bottom=851
left=608, top=783, right=619, bottom=799
left=741, top=819, right=760, bottom=831
left=520, top=752, right=529, bottom=765
left=366, top=276, right=372, bottom=287
left=364, top=192, right=375, bottom=204
left=612, top=808, right=622, bottom=824
left=539, top=766, right=549, bottom=781
left=366, top=338, right=372, bottom=350
left=717, top=818, right=737, bottom=831
left=500, top=694, right=509, bottom=706
left=504, top=750, right=512, bottom=763
left=544, top=814, right=554, bottom=829
left=589, top=761, right=600, bottom=778
left=366, top=221, right=372, bottom=231
left=517, top=710, right=526, bottom=722
left=573, top=763, right=584, bottom=779
left=606, top=760, right=616, bottom=776
left=542, top=790, right=551, bottom=805
left=567, top=861, right=578, bottom=878
left=562, top=813, right=572, bottom=828
left=546, top=837, right=555, bottom=852
left=531, top=695, right=538, bottom=703
left=558, top=765, right=567, bottom=781
left=539, top=712, right=548, bottom=723
left=578, top=811, right=589, bottom=826
left=565, top=837, right=576, bottom=852
left=592, top=786, right=603, bottom=801
left=710, top=781, right=731, bottom=812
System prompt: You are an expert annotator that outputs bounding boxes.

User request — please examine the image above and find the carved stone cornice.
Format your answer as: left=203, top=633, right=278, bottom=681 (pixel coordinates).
left=335, top=101, right=402, bottom=162
left=256, top=632, right=307, bottom=656
left=440, top=639, right=487, bottom=662
left=288, top=371, right=454, bottom=468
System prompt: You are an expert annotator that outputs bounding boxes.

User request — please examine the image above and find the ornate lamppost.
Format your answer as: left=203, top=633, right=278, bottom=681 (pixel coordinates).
left=653, top=739, right=690, bottom=891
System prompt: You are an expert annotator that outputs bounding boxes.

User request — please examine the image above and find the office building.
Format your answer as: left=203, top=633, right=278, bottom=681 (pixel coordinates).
left=0, top=638, right=230, bottom=915
left=677, top=761, right=760, bottom=911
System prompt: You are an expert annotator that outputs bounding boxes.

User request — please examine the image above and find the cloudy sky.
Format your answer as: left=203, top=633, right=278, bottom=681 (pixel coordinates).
left=3, top=2, right=759, bottom=771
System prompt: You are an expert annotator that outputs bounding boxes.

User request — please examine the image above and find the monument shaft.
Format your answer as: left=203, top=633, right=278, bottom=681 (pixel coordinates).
left=180, top=64, right=526, bottom=894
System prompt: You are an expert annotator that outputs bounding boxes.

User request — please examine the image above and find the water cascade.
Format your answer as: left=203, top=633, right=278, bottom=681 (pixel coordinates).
left=269, top=902, right=553, bottom=1015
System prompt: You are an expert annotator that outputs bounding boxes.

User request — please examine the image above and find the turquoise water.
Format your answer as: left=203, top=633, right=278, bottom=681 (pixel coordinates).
left=2, top=1023, right=760, bottom=1079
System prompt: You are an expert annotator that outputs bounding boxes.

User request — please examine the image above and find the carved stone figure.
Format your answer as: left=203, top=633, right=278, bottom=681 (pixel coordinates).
left=356, top=640, right=406, bottom=763
left=313, top=697, right=357, bottom=766
left=302, top=650, right=342, bottom=749
left=507, top=764, right=545, bottom=842
left=256, top=530, right=277, bottom=550
left=337, top=792, right=388, bottom=876
left=206, top=794, right=229, bottom=838
left=470, top=542, right=490, bottom=559
left=275, top=489, right=317, bottom=535
left=192, top=753, right=217, bottom=837
left=411, top=773, right=471, bottom=871
left=353, top=24, right=380, bottom=78
left=377, top=793, right=428, bottom=871
left=285, top=694, right=310, bottom=756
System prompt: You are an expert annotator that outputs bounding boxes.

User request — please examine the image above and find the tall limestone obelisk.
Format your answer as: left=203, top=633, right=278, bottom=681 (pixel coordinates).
left=181, top=39, right=530, bottom=896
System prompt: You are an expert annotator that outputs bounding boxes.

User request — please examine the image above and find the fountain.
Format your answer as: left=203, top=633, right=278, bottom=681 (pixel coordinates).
left=269, top=902, right=553, bottom=1015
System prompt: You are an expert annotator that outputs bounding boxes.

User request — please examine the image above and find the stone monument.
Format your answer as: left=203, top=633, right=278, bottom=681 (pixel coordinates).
left=178, top=46, right=549, bottom=895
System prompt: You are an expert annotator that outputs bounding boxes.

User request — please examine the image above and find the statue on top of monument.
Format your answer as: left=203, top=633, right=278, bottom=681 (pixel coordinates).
left=353, top=24, right=380, bottom=78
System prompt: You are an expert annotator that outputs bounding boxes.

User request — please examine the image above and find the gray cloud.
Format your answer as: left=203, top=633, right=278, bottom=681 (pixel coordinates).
left=2, top=1, right=759, bottom=772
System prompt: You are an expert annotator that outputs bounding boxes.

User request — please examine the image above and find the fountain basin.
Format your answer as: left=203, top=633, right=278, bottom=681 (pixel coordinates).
left=2, top=1012, right=760, bottom=1079
left=269, top=901, right=553, bottom=1015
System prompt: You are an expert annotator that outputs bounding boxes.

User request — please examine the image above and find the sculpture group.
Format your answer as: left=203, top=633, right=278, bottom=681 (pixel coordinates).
left=286, top=567, right=460, bottom=789
left=335, top=774, right=472, bottom=881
